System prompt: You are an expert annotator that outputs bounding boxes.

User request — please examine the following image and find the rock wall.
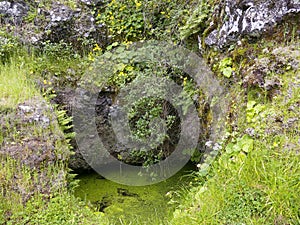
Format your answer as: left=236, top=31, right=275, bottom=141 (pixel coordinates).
left=53, top=88, right=120, bottom=172
left=205, top=0, right=300, bottom=48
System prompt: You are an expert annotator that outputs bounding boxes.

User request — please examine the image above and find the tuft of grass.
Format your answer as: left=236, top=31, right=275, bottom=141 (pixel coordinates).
left=172, top=145, right=300, bottom=224
left=0, top=61, right=37, bottom=109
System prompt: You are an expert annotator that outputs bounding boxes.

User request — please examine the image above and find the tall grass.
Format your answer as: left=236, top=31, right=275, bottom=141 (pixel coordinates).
left=0, top=61, right=37, bottom=109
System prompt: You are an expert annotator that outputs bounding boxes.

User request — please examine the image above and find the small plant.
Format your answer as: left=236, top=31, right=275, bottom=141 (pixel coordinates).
left=179, top=0, right=212, bottom=40
left=225, top=134, right=254, bottom=155
left=42, top=83, right=75, bottom=151
left=41, top=40, right=78, bottom=61
left=0, top=31, right=19, bottom=63
left=246, top=100, right=266, bottom=124
left=218, top=57, right=234, bottom=78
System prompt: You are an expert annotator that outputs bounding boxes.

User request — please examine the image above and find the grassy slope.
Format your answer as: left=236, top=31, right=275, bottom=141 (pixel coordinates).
left=171, top=41, right=300, bottom=224
left=0, top=58, right=107, bottom=224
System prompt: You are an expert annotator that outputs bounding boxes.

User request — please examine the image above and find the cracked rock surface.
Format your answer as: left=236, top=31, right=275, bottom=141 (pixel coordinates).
left=205, top=0, right=300, bottom=48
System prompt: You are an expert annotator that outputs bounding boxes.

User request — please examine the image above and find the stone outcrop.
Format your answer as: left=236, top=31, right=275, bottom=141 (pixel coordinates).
left=0, top=1, right=28, bottom=24
left=0, top=97, right=69, bottom=168
left=205, top=0, right=300, bottom=48
left=0, top=0, right=107, bottom=48
left=53, top=88, right=118, bottom=172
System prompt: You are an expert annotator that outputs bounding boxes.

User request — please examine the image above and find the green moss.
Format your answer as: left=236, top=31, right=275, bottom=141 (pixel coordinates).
left=74, top=163, right=195, bottom=224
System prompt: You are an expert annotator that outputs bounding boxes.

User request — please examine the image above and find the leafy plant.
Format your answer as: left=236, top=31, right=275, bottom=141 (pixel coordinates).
left=96, top=0, right=197, bottom=43
left=218, top=57, right=234, bottom=78
left=246, top=100, right=266, bottom=124
left=225, top=134, right=254, bottom=155
left=179, top=0, right=212, bottom=40
left=41, top=40, right=78, bottom=61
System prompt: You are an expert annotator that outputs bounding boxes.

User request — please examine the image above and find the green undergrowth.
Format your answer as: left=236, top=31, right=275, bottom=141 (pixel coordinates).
left=0, top=156, right=107, bottom=224
left=171, top=41, right=300, bottom=224
left=0, top=60, right=107, bottom=224
left=172, top=147, right=300, bottom=224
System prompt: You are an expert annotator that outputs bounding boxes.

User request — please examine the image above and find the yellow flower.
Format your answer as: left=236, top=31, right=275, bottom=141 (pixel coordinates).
left=88, top=53, right=95, bottom=62
left=124, top=41, right=132, bottom=48
left=135, top=1, right=142, bottom=8
left=160, top=11, right=165, bottom=15
left=183, top=77, right=187, bottom=86
left=43, top=80, right=47, bottom=85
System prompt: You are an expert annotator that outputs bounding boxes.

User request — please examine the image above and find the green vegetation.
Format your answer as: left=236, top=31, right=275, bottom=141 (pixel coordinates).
left=172, top=148, right=300, bottom=224
left=0, top=55, right=106, bottom=224
left=0, top=31, right=20, bottom=64
left=170, top=40, right=300, bottom=224
left=74, top=163, right=195, bottom=224
left=0, top=61, right=37, bottom=109
left=0, top=156, right=106, bottom=224
left=1, top=0, right=299, bottom=224
left=96, top=0, right=198, bottom=43
left=85, top=42, right=198, bottom=166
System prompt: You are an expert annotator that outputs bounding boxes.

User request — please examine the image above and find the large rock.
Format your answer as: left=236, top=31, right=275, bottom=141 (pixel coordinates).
left=205, top=0, right=300, bottom=48
left=54, top=87, right=182, bottom=172
left=53, top=88, right=120, bottom=172
left=0, top=1, right=28, bottom=24
left=0, top=0, right=107, bottom=48
left=42, top=2, right=106, bottom=47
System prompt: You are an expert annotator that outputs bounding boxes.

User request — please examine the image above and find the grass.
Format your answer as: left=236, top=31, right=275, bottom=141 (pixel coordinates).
left=170, top=41, right=300, bottom=225
left=172, top=147, right=300, bottom=224
left=0, top=59, right=107, bottom=224
left=0, top=61, right=38, bottom=109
